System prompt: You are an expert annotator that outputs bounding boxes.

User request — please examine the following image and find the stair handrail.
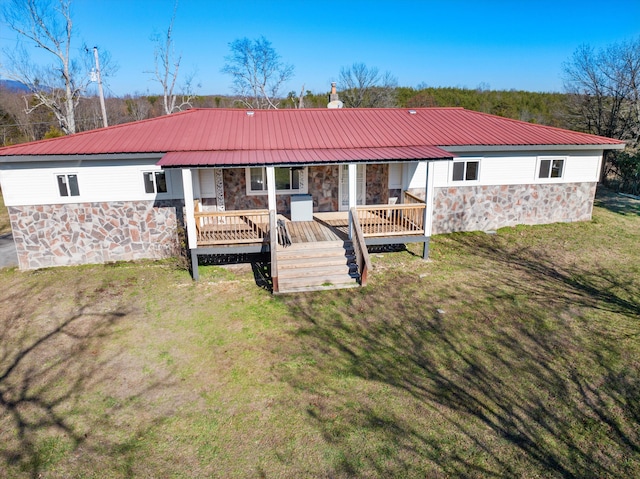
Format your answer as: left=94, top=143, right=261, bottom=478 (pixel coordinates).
left=269, top=210, right=279, bottom=293
left=350, top=207, right=372, bottom=286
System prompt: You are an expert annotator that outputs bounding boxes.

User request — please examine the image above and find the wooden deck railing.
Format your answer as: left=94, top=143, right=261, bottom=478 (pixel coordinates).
left=402, top=190, right=425, bottom=204
left=356, top=204, right=426, bottom=237
left=350, top=207, right=372, bottom=286
left=194, top=209, right=270, bottom=245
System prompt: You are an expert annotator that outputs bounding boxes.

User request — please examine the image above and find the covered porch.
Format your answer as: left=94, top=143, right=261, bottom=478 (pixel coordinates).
left=176, top=160, right=440, bottom=292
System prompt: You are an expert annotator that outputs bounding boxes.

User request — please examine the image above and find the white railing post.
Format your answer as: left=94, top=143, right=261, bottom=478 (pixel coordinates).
left=423, top=161, right=435, bottom=259
left=266, top=166, right=276, bottom=212
left=348, top=163, right=358, bottom=238
left=182, top=168, right=197, bottom=248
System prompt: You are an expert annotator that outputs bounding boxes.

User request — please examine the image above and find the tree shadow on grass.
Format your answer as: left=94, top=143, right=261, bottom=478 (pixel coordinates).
left=277, top=233, right=640, bottom=478
left=0, top=275, right=176, bottom=478
left=595, top=186, right=640, bottom=216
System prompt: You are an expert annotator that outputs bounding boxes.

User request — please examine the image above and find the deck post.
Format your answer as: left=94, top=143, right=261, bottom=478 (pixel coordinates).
left=181, top=168, right=199, bottom=278
left=348, top=163, right=358, bottom=239
left=422, top=161, right=435, bottom=259
left=191, top=249, right=200, bottom=281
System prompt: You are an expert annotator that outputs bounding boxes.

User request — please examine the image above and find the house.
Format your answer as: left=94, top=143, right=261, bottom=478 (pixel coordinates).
left=0, top=107, right=624, bottom=292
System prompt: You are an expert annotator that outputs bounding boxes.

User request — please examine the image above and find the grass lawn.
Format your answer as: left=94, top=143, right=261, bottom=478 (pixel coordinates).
left=0, top=189, right=638, bottom=478
left=0, top=188, right=10, bottom=236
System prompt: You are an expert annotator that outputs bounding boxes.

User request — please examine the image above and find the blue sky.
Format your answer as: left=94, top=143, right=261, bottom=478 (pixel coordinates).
left=2, top=0, right=640, bottom=97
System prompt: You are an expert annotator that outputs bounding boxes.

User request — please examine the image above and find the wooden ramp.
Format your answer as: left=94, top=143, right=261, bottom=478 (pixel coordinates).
left=275, top=240, right=360, bottom=294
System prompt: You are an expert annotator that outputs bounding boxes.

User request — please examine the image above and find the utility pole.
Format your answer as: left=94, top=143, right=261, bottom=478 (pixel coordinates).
left=93, top=47, right=108, bottom=128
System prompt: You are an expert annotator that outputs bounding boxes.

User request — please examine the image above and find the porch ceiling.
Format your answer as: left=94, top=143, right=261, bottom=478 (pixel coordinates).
left=157, top=145, right=454, bottom=167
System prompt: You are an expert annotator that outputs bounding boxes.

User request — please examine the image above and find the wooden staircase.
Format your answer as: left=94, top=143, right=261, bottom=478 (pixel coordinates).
left=275, top=240, right=360, bottom=293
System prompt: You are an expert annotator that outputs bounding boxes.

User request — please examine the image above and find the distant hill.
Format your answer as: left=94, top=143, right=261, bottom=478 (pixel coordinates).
left=0, top=79, right=29, bottom=92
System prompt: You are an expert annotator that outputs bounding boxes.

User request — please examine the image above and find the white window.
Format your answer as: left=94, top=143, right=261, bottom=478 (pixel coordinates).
left=56, top=174, right=80, bottom=197
left=143, top=171, right=168, bottom=194
left=538, top=158, right=565, bottom=179
left=246, top=167, right=307, bottom=195
left=452, top=159, right=479, bottom=182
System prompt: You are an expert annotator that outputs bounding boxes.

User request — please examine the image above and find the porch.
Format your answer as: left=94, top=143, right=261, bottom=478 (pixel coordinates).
left=189, top=192, right=429, bottom=293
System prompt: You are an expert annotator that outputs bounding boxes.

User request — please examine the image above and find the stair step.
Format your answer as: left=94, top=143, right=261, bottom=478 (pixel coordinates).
left=274, top=239, right=361, bottom=294
left=277, top=247, right=354, bottom=260
left=276, top=282, right=360, bottom=294
left=278, top=255, right=353, bottom=269
left=278, top=264, right=356, bottom=280
left=285, top=240, right=351, bottom=249
left=277, top=273, right=359, bottom=291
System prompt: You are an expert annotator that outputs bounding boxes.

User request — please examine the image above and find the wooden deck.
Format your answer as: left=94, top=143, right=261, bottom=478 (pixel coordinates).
left=283, top=212, right=349, bottom=245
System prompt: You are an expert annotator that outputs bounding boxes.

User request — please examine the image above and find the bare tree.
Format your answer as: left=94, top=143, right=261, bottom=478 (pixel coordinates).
left=221, top=36, right=294, bottom=109
left=338, top=63, right=398, bottom=108
left=1, top=0, right=104, bottom=134
left=563, top=39, right=640, bottom=148
left=149, top=1, right=195, bottom=115
left=563, top=38, right=640, bottom=188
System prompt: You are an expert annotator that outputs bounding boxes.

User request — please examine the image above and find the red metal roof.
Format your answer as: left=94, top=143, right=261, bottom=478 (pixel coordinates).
left=0, top=108, right=625, bottom=166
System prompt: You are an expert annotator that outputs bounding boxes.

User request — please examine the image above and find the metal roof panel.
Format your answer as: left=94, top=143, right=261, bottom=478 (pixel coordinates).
left=0, top=108, right=624, bottom=159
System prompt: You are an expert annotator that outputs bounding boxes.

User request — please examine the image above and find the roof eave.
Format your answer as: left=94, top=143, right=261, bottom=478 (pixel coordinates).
left=158, top=157, right=454, bottom=168
left=442, top=143, right=626, bottom=153
left=0, top=152, right=165, bottom=163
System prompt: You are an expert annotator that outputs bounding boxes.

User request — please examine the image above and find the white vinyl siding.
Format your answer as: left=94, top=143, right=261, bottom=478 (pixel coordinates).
left=0, top=161, right=183, bottom=207
left=415, top=150, right=604, bottom=189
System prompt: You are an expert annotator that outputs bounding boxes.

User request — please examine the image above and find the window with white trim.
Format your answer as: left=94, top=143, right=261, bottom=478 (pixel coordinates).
left=538, top=158, right=565, bottom=179
left=452, top=159, right=479, bottom=182
left=143, top=171, right=168, bottom=194
left=56, top=174, right=80, bottom=197
left=246, top=167, right=307, bottom=195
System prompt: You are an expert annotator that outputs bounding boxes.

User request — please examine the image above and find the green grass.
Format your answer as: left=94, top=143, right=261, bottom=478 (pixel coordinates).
left=0, top=193, right=639, bottom=478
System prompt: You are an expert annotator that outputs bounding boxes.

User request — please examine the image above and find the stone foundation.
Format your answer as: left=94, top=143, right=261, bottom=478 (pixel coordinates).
left=9, top=200, right=183, bottom=270
left=431, top=182, right=597, bottom=234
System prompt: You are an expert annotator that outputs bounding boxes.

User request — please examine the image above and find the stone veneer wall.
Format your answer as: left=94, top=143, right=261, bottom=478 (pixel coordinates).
left=309, top=165, right=339, bottom=212
left=431, top=182, right=597, bottom=234
left=9, top=200, right=183, bottom=270
left=223, top=165, right=390, bottom=214
left=366, top=164, right=389, bottom=205
left=223, top=168, right=294, bottom=212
